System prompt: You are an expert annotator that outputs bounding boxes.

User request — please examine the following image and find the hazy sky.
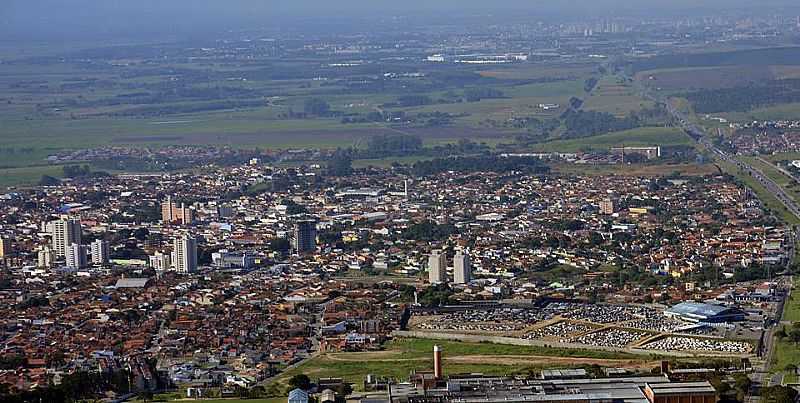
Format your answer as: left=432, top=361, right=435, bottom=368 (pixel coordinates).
left=2, top=0, right=799, bottom=41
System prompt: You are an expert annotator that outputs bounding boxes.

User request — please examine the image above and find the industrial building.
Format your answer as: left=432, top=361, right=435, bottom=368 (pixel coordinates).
left=664, top=302, right=745, bottom=323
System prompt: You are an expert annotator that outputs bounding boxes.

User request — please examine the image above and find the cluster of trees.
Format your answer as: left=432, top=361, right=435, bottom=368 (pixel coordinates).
left=464, top=87, right=504, bottom=102
left=326, top=149, right=353, bottom=176
left=630, top=47, right=800, bottom=73
left=0, top=370, right=132, bottom=403
left=686, top=80, right=800, bottom=113
left=303, top=98, right=332, bottom=116
left=363, top=134, right=423, bottom=158
left=417, top=283, right=455, bottom=307
left=774, top=321, right=800, bottom=344
left=760, top=385, right=798, bottom=403
left=561, top=109, right=639, bottom=138
left=401, top=220, right=458, bottom=241
left=411, top=155, right=550, bottom=176
left=62, top=164, right=92, bottom=178
left=395, top=95, right=433, bottom=107
left=584, top=77, right=599, bottom=92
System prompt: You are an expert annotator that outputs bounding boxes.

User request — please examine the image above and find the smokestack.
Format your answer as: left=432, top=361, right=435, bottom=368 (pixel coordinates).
left=433, top=345, right=443, bottom=379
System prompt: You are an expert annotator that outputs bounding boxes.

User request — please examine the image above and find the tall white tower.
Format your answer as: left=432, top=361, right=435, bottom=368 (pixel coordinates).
left=90, top=239, right=110, bottom=265
left=453, top=249, right=472, bottom=284
left=50, top=217, right=81, bottom=258
left=428, top=250, right=447, bottom=284
left=172, top=234, right=197, bottom=274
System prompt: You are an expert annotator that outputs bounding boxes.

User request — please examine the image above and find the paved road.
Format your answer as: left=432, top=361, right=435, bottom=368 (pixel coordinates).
left=639, top=85, right=800, bottom=221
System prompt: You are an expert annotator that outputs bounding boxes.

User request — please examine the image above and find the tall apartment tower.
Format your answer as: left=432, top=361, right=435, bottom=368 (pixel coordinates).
left=172, top=234, right=198, bottom=274
left=0, top=237, right=12, bottom=258
left=599, top=198, right=615, bottom=215
left=453, top=249, right=472, bottom=284
left=149, top=251, right=171, bottom=271
left=90, top=239, right=110, bottom=265
left=162, top=196, right=194, bottom=225
left=37, top=246, right=56, bottom=269
left=66, top=243, right=88, bottom=269
left=428, top=250, right=447, bottom=284
left=294, top=220, right=317, bottom=254
left=50, top=217, right=82, bottom=258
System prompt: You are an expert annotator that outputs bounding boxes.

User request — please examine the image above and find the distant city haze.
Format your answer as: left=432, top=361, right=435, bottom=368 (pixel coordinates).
left=2, top=0, right=800, bottom=41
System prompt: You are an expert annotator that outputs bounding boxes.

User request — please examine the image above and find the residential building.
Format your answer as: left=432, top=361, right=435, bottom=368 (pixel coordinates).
left=453, top=249, right=472, bottom=284
left=600, top=198, right=615, bottom=215
left=162, top=196, right=194, bottom=225
left=294, top=219, right=317, bottom=254
left=428, top=250, right=447, bottom=284
left=66, top=243, right=88, bottom=269
left=172, top=234, right=198, bottom=274
left=90, top=239, right=110, bottom=265
left=149, top=251, right=172, bottom=271
left=37, top=246, right=56, bottom=269
left=50, top=217, right=81, bottom=258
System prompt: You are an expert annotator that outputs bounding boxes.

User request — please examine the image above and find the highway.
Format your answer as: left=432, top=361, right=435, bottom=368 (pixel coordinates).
left=648, top=88, right=800, bottom=222
left=636, top=83, right=799, bottom=396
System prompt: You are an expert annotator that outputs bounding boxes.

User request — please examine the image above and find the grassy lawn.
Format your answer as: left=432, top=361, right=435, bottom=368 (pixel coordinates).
left=268, top=338, right=647, bottom=392
left=532, top=126, right=691, bottom=153
left=785, top=279, right=800, bottom=323
left=179, top=400, right=284, bottom=403
left=771, top=338, right=800, bottom=376
left=0, top=165, right=66, bottom=188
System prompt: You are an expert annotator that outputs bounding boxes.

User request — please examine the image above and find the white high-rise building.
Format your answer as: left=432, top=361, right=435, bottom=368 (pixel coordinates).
left=90, top=239, right=110, bottom=265
left=149, top=251, right=171, bottom=271
left=50, top=217, right=81, bottom=258
left=428, top=250, right=447, bottom=284
left=453, top=249, right=472, bottom=284
left=66, top=243, right=88, bottom=269
left=37, top=246, right=56, bottom=269
left=172, top=234, right=197, bottom=274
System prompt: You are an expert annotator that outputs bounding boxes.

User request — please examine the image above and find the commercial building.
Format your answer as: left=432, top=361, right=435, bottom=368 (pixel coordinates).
left=294, top=219, right=317, bottom=254
left=90, top=239, right=110, bottom=265
left=49, top=217, right=82, bottom=258
left=453, top=249, right=472, bottom=284
left=665, top=302, right=746, bottom=323
left=172, top=234, right=198, bottom=274
left=428, top=250, right=447, bottom=284
left=66, top=243, right=88, bottom=269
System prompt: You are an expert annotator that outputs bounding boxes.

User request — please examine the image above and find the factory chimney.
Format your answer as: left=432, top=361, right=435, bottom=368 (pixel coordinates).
left=433, top=345, right=443, bottom=379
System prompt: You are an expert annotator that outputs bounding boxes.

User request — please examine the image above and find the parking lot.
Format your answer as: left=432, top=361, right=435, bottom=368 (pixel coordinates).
left=642, top=336, right=753, bottom=353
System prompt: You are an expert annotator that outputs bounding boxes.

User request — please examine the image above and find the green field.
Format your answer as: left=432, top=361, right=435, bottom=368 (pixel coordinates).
left=532, top=127, right=691, bottom=153
left=269, top=338, right=649, bottom=392
left=0, top=165, right=67, bottom=188
left=784, top=279, right=800, bottom=323
left=721, top=102, right=800, bottom=122
left=584, top=75, right=655, bottom=117
left=134, top=397, right=282, bottom=403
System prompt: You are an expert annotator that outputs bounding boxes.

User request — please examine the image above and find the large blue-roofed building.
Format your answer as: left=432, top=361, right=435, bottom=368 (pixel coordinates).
left=664, top=302, right=745, bottom=323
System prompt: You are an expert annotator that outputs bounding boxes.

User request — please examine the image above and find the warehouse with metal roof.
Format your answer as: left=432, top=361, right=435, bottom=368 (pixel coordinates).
left=664, top=302, right=745, bottom=323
